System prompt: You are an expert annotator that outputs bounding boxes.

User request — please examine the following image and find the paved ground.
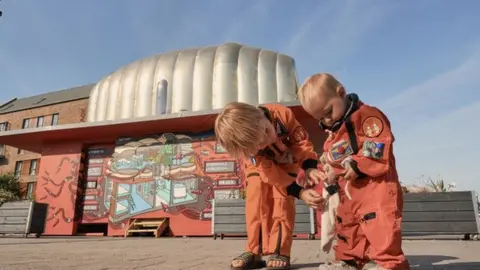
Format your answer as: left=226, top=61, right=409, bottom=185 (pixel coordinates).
left=0, top=237, right=479, bottom=270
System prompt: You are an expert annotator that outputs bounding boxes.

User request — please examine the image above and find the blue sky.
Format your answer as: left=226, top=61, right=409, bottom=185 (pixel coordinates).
left=1, top=0, right=479, bottom=192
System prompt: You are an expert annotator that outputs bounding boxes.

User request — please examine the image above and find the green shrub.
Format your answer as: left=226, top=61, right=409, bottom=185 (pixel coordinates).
left=0, top=173, right=22, bottom=205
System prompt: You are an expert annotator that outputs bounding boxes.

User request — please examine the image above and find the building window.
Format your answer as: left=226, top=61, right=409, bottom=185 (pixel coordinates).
left=51, top=113, right=59, bottom=126
left=18, top=148, right=24, bottom=155
left=22, top=118, right=30, bottom=129
left=14, top=161, right=22, bottom=177
left=36, top=116, right=44, bottom=127
left=0, top=122, right=8, bottom=132
left=29, top=160, right=38, bottom=175
left=26, top=182, right=35, bottom=200
left=0, top=144, right=4, bottom=156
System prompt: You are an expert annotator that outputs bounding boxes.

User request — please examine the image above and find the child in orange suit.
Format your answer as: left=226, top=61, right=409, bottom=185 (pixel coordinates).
left=298, top=73, right=410, bottom=270
left=215, top=102, right=324, bottom=270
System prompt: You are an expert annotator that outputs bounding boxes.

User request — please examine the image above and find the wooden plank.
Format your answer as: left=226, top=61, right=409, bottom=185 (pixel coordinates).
left=404, top=191, right=473, bottom=202
left=214, top=213, right=312, bottom=224
left=404, top=201, right=474, bottom=212
left=134, top=221, right=165, bottom=227
left=0, top=216, right=28, bottom=224
left=214, top=205, right=310, bottom=216
left=293, top=223, right=313, bottom=233
left=214, top=207, right=244, bottom=215
left=295, top=205, right=311, bottom=214
left=402, top=221, right=478, bottom=233
left=214, top=199, right=308, bottom=207
left=214, top=222, right=312, bottom=234
left=0, top=224, right=26, bottom=234
left=213, top=199, right=244, bottom=207
left=0, top=209, right=30, bottom=217
left=127, top=229, right=157, bottom=233
left=0, top=201, right=31, bottom=210
left=214, top=223, right=246, bottom=233
left=402, top=231, right=467, bottom=236
left=402, top=211, right=477, bottom=222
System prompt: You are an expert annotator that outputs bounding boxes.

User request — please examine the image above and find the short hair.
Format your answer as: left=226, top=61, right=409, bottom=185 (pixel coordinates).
left=214, top=102, right=265, bottom=159
left=297, top=73, right=344, bottom=107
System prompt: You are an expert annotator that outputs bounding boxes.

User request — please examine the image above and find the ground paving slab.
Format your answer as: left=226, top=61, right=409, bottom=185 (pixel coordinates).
left=0, top=237, right=479, bottom=269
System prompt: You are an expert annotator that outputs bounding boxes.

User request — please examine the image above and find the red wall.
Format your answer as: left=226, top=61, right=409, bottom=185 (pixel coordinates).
left=34, top=142, right=83, bottom=235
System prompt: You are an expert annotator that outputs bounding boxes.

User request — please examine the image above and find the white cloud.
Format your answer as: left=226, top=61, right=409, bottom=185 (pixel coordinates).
left=382, top=50, right=480, bottom=130
left=380, top=49, right=480, bottom=192
left=394, top=101, right=480, bottom=191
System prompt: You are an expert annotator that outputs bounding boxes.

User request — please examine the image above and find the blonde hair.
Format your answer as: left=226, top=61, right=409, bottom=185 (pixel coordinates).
left=298, top=73, right=344, bottom=107
left=215, top=102, right=265, bottom=159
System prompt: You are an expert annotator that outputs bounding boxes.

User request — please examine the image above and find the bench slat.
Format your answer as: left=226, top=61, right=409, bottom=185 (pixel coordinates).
left=402, top=221, right=478, bottom=233
left=214, top=205, right=310, bottom=215
left=0, top=209, right=30, bottom=217
left=404, top=191, right=474, bottom=202
left=402, top=211, right=476, bottom=222
left=214, top=213, right=312, bottom=224
left=0, top=216, right=28, bottom=224
left=214, top=223, right=312, bottom=234
left=404, top=201, right=474, bottom=212
left=0, top=224, right=27, bottom=234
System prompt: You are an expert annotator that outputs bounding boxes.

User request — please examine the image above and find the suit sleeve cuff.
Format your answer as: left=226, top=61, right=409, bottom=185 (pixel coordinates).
left=286, top=181, right=303, bottom=199
left=301, top=158, right=318, bottom=171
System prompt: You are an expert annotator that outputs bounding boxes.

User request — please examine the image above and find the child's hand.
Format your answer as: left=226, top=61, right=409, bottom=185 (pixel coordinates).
left=343, top=167, right=358, bottom=181
left=299, top=189, right=324, bottom=210
left=342, top=159, right=358, bottom=181
left=305, top=168, right=326, bottom=185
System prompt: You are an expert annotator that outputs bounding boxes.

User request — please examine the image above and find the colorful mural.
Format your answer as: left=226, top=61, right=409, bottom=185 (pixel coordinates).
left=80, top=131, right=245, bottom=233
left=81, top=146, right=112, bottom=225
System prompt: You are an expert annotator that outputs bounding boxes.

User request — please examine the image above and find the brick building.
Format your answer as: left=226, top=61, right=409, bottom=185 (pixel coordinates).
left=0, top=84, right=93, bottom=198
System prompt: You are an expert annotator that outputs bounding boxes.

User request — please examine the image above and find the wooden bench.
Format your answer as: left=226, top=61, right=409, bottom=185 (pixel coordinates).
left=0, top=200, right=48, bottom=238
left=402, top=191, right=480, bottom=237
left=211, top=199, right=317, bottom=240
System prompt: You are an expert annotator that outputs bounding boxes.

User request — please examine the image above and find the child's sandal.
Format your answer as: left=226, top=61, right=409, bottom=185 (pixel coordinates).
left=267, top=254, right=291, bottom=270
left=230, top=252, right=266, bottom=270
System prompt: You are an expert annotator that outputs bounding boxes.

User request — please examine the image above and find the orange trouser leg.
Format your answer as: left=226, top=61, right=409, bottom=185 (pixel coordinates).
left=267, top=184, right=296, bottom=257
left=245, top=175, right=273, bottom=255
left=334, top=179, right=410, bottom=270
left=334, top=199, right=369, bottom=268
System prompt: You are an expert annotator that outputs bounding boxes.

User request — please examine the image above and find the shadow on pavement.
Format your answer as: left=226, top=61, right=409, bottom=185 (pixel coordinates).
left=292, top=262, right=321, bottom=269
left=408, top=255, right=480, bottom=269
left=0, top=237, right=121, bottom=246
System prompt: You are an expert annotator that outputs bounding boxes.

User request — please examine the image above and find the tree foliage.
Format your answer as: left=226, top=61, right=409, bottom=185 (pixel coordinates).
left=0, top=173, right=22, bottom=205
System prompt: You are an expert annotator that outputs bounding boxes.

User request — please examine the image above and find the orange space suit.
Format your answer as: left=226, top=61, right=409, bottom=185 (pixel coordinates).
left=243, top=103, right=318, bottom=257
left=321, top=94, right=409, bottom=270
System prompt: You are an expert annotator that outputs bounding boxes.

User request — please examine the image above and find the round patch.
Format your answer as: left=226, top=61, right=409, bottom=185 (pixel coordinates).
left=292, top=126, right=307, bottom=143
left=362, top=116, right=384, bottom=138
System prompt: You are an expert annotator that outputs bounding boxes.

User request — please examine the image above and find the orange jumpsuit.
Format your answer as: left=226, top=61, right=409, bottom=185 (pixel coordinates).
left=321, top=94, right=409, bottom=269
left=243, top=103, right=318, bottom=257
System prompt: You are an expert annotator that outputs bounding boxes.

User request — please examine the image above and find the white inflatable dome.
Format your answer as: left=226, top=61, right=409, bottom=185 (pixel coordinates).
left=87, top=42, right=299, bottom=122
